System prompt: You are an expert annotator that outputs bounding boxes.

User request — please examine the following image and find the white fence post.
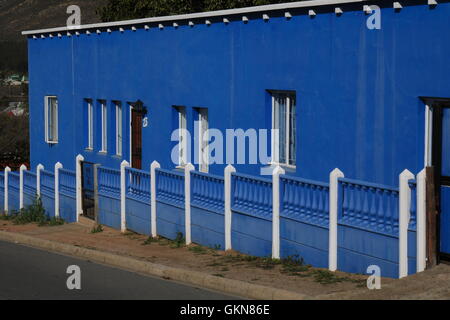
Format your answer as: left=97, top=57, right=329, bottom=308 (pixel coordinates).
left=120, top=160, right=130, bottom=233
left=399, top=169, right=415, bottom=279
left=184, top=163, right=195, bottom=245
left=329, top=168, right=344, bottom=272
left=19, top=164, right=27, bottom=210
left=4, top=167, right=10, bottom=214
left=416, top=169, right=427, bottom=273
left=272, top=166, right=285, bottom=260
left=224, top=164, right=236, bottom=251
left=55, top=162, right=63, bottom=218
left=76, top=154, right=84, bottom=222
left=36, top=164, right=44, bottom=198
left=150, top=161, right=160, bottom=238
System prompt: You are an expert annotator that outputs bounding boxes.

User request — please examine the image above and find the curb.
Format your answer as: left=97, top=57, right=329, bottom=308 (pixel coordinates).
left=0, top=231, right=307, bottom=300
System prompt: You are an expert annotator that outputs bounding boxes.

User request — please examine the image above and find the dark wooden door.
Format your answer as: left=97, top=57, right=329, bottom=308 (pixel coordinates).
left=131, top=109, right=142, bottom=169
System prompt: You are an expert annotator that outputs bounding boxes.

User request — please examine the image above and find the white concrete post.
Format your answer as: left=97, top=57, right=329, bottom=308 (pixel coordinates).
left=224, top=164, right=236, bottom=251
left=184, top=163, right=195, bottom=245
left=399, top=169, right=415, bottom=279
left=19, top=164, right=27, bottom=210
left=150, top=161, right=160, bottom=238
left=36, top=164, right=44, bottom=198
left=416, top=169, right=427, bottom=273
left=54, top=162, right=63, bottom=218
left=329, top=168, right=344, bottom=272
left=4, top=167, right=11, bottom=214
left=120, top=160, right=130, bottom=233
left=76, top=154, right=84, bottom=221
left=272, top=165, right=285, bottom=260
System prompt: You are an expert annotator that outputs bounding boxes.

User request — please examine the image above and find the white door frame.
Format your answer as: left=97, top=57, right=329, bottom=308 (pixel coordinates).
left=425, top=102, right=433, bottom=167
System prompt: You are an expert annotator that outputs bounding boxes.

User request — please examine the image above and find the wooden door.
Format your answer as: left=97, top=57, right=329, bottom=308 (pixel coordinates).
left=131, top=109, right=142, bottom=170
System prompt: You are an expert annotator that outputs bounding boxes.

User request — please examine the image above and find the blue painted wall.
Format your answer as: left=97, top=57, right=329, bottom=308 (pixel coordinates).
left=0, top=173, right=4, bottom=211
left=126, top=198, right=151, bottom=236
left=27, top=2, right=450, bottom=186
left=8, top=173, right=20, bottom=213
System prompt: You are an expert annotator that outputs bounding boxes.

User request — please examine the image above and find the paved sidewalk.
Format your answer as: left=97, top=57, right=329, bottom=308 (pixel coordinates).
left=0, top=218, right=448, bottom=299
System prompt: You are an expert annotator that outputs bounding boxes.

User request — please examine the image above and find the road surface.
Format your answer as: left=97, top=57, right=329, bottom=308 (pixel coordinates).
left=0, top=240, right=238, bottom=300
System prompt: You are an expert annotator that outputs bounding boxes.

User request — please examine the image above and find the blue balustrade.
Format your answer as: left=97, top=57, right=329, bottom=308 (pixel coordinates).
left=231, top=173, right=272, bottom=220
left=40, top=170, right=55, bottom=198
left=59, top=169, right=76, bottom=197
left=280, top=175, right=329, bottom=227
left=23, top=171, right=37, bottom=195
left=155, top=169, right=184, bottom=208
left=339, top=178, right=399, bottom=236
left=191, top=171, right=224, bottom=213
left=98, top=167, right=121, bottom=198
left=125, top=167, right=151, bottom=203
left=0, top=172, right=4, bottom=210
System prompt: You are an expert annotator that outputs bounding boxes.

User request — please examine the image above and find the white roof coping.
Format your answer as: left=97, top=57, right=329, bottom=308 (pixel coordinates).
left=22, top=0, right=370, bottom=36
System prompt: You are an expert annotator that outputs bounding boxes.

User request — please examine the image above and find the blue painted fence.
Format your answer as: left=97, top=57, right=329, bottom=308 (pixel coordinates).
left=0, top=163, right=422, bottom=279
left=59, top=169, right=77, bottom=223
left=231, top=173, right=273, bottom=257
left=8, top=172, right=20, bottom=213
left=98, top=166, right=121, bottom=229
left=40, top=170, right=55, bottom=217
left=337, top=178, right=406, bottom=278
left=125, top=167, right=151, bottom=235
left=23, top=170, right=37, bottom=208
left=0, top=172, right=4, bottom=211
left=191, top=171, right=225, bottom=249
left=155, top=168, right=185, bottom=240
left=280, top=175, right=330, bottom=268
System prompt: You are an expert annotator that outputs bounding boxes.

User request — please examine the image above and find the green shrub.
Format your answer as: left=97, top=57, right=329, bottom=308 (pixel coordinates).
left=90, top=224, right=104, bottom=234
left=13, top=197, right=47, bottom=225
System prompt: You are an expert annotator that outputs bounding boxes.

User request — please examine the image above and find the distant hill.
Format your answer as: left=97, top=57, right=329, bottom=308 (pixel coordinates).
left=0, top=0, right=107, bottom=72
left=0, top=0, right=107, bottom=41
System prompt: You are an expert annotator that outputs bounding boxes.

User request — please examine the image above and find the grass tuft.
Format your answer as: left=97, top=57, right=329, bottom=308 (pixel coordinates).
left=90, top=224, right=104, bottom=234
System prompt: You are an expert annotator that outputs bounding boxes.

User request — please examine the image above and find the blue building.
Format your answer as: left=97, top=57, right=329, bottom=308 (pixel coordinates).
left=21, top=0, right=450, bottom=275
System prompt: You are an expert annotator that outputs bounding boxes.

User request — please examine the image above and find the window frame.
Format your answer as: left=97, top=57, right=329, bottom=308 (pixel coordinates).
left=115, top=102, right=123, bottom=156
left=178, top=107, right=187, bottom=166
left=44, top=96, right=58, bottom=144
left=198, top=108, right=209, bottom=173
left=100, top=101, right=107, bottom=153
left=86, top=100, right=94, bottom=150
left=271, top=92, right=296, bottom=168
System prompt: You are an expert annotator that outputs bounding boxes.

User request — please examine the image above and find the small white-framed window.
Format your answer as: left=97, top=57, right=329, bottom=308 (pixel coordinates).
left=87, top=100, right=93, bottom=150
left=175, top=107, right=187, bottom=166
left=272, top=92, right=296, bottom=167
left=198, top=108, right=209, bottom=173
left=45, top=96, right=58, bottom=143
left=100, top=102, right=107, bottom=153
left=115, top=102, right=122, bottom=156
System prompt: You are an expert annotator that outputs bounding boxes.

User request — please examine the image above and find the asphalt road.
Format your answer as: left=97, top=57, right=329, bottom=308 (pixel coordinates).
left=0, top=240, right=238, bottom=300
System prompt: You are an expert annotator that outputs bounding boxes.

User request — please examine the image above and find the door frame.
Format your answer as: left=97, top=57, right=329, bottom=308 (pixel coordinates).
left=81, top=160, right=96, bottom=221
left=129, top=104, right=133, bottom=165
left=423, top=97, right=450, bottom=261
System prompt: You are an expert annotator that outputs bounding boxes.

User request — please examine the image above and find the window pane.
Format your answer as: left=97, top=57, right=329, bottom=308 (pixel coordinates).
left=199, top=109, right=209, bottom=173
left=47, top=97, right=57, bottom=142
left=116, top=104, right=122, bottom=155
left=179, top=109, right=186, bottom=165
left=88, top=102, right=93, bottom=149
left=275, top=95, right=287, bottom=164
left=102, top=104, right=107, bottom=151
left=289, top=97, right=296, bottom=166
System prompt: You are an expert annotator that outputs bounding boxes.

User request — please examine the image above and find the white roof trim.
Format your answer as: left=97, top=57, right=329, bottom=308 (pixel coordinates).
left=22, top=0, right=370, bottom=36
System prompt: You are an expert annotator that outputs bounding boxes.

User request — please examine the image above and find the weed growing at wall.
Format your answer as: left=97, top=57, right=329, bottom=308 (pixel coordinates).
left=90, top=224, right=104, bottom=234
left=0, top=197, right=65, bottom=226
